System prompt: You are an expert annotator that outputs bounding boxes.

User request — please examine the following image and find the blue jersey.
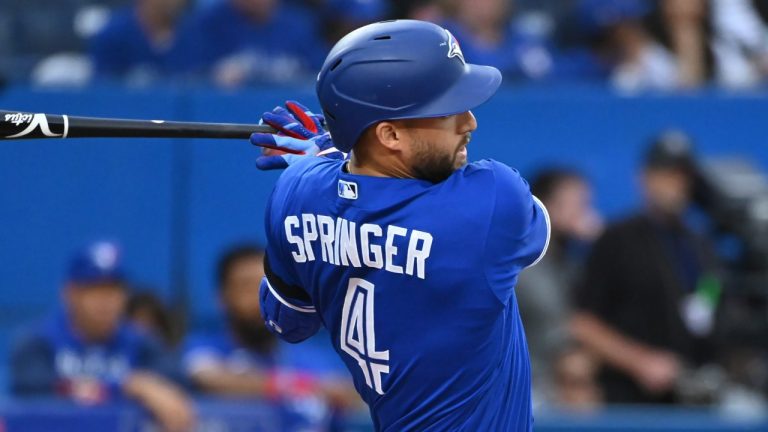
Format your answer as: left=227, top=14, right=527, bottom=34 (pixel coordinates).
left=263, top=157, right=549, bottom=431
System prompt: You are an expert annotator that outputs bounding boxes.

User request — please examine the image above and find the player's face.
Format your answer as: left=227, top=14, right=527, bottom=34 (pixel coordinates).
left=401, top=111, right=477, bottom=183
left=65, top=282, right=127, bottom=342
left=221, top=256, right=265, bottom=322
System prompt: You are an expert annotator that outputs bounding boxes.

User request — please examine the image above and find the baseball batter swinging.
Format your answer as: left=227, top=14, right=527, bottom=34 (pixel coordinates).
left=249, top=20, right=550, bottom=431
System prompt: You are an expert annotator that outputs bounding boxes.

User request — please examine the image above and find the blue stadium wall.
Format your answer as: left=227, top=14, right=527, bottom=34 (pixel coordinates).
left=1, top=85, right=766, bottom=332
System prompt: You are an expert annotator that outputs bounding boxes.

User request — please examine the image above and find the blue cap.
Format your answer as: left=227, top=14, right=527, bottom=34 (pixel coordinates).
left=68, top=241, right=125, bottom=285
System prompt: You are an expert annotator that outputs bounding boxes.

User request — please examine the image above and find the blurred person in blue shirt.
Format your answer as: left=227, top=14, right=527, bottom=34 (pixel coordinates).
left=183, top=244, right=360, bottom=408
left=319, top=0, right=389, bottom=44
left=10, top=241, right=195, bottom=432
left=89, top=0, right=193, bottom=84
left=182, top=0, right=327, bottom=87
left=440, top=0, right=556, bottom=81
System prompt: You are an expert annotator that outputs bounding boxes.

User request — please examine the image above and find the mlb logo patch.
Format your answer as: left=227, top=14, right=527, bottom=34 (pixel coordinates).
left=338, top=180, right=358, bottom=200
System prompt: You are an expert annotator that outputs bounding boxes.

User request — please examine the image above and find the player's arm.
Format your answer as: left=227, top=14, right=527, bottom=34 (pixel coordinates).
left=484, top=161, right=551, bottom=303
left=260, top=253, right=322, bottom=343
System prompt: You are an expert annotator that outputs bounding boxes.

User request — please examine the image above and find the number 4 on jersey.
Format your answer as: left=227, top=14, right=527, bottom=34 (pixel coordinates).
left=340, top=278, right=390, bottom=395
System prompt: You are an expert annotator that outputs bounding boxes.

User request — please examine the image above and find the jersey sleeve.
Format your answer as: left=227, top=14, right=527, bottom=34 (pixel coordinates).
left=262, top=180, right=322, bottom=343
left=484, top=161, right=551, bottom=304
left=264, top=185, right=313, bottom=306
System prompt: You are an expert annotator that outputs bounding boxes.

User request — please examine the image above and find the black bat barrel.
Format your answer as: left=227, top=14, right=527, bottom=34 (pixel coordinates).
left=0, top=110, right=275, bottom=140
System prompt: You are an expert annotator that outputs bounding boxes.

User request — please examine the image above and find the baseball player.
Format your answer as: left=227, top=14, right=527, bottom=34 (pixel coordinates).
left=249, top=20, right=550, bottom=431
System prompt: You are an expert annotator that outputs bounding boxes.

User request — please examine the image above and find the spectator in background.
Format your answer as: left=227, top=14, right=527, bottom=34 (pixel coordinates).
left=89, top=0, right=191, bottom=85
left=320, top=0, right=389, bottom=45
left=184, top=0, right=327, bottom=87
left=390, top=0, right=445, bottom=22
left=10, top=241, right=195, bottom=432
left=126, top=290, right=177, bottom=347
left=707, top=0, right=768, bottom=88
left=440, top=0, right=556, bottom=81
left=571, top=131, right=723, bottom=404
left=575, top=0, right=680, bottom=92
left=629, top=0, right=716, bottom=90
left=183, top=244, right=360, bottom=408
left=517, top=168, right=603, bottom=409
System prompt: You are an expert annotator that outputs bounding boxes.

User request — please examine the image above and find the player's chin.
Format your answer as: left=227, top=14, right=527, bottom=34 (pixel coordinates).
left=454, top=146, right=468, bottom=168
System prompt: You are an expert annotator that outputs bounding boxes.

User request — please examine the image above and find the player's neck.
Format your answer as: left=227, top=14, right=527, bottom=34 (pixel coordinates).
left=348, top=153, right=416, bottom=179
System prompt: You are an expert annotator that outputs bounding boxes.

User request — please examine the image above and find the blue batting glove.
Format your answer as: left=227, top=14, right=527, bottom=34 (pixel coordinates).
left=250, top=100, right=345, bottom=170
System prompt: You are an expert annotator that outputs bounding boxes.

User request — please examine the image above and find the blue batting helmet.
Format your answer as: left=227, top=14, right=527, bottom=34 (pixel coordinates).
left=316, top=20, right=502, bottom=153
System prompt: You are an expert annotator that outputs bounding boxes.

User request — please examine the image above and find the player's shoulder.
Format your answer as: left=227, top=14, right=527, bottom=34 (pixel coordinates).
left=278, top=157, right=342, bottom=186
left=465, top=160, right=538, bottom=231
left=461, top=159, right=529, bottom=192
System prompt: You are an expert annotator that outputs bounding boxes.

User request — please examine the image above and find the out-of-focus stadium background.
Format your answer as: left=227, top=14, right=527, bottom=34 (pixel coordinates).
left=1, top=0, right=768, bottom=431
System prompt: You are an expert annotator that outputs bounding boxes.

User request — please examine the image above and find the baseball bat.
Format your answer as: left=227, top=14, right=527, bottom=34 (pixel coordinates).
left=0, top=110, right=301, bottom=153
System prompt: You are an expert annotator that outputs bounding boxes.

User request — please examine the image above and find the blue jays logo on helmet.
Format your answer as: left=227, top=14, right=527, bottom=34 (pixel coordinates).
left=444, top=29, right=465, bottom=65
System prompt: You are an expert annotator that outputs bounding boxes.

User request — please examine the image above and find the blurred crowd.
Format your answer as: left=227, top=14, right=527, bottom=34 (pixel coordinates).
left=11, top=241, right=362, bottom=431
left=518, top=131, right=768, bottom=415
left=7, top=128, right=768, bottom=431
left=1, top=0, right=768, bottom=91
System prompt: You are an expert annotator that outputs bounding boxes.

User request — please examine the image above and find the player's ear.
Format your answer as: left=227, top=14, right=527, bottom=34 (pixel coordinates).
left=375, top=121, right=404, bottom=152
